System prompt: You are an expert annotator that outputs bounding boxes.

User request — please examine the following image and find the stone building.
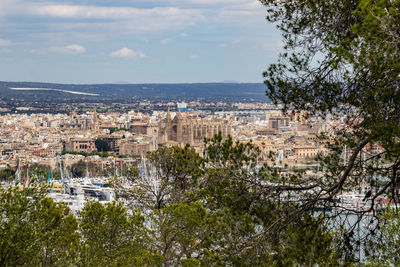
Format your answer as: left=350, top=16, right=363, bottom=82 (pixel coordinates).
left=268, top=116, right=290, bottom=130
left=98, top=135, right=122, bottom=152
left=63, top=138, right=96, bottom=153
left=130, top=122, right=148, bottom=135
left=31, top=144, right=63, bottom=157
left=293, top=145, right=318, bottom=159
left=119, top=142, right=152, bottom=156
left=92, top=108, right=99, bottom=131
left=158, top=109, right=231, bottom=151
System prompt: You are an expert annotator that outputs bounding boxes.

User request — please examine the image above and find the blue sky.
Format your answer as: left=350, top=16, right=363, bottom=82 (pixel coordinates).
left=0, top=0, right=283, bottom=83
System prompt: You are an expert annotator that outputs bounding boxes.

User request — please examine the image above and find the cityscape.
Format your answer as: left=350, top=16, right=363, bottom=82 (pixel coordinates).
left=0, top=99, right=337, bottom=173
left=0, top=0, right=399, bottom=265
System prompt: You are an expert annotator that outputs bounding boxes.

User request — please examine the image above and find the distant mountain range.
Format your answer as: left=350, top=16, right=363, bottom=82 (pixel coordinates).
left=0, top=81, right=268, bottom=100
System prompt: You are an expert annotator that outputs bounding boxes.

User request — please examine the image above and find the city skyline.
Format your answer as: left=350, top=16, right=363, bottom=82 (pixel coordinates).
left=0, top=0, right=282, bottom=84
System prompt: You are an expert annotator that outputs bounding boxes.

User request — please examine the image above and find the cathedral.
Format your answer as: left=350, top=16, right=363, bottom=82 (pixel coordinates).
left=158, top=109, right=231, bottom=151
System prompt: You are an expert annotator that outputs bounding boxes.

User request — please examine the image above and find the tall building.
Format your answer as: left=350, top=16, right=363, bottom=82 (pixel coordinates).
left=92, top=107, right=99, bottom=131
left=158, top=109, right=231, bottom=150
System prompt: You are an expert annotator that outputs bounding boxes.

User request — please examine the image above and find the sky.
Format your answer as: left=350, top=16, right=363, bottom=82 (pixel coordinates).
left=0, top=0, right=283, bottom=84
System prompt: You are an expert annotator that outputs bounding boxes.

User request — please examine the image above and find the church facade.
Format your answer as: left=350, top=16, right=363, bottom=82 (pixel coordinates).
left=158, top=110, right=231, bottom=150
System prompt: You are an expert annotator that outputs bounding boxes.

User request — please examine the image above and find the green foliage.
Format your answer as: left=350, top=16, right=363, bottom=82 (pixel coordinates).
left=95, top=138, right=111, bottom=152
left=117, top=145, right=204, bottom=210
left=0, top=136, right=344, bottom=265
left=259, top=0, right=400, bottom=160
left=32, top=198, right=80, bottom=266
left=199, top=134, right=339, bottom=266
left=0, top=168, right=15, bottom=181
left=154, top=202, right=208, bottom=266
left=70, top=159, right=89, bottom=177
left=204, top=134, right=260, bottom=169
left=261, top=0, right=400, bottom=117
left=147, top=144, right=204, bottom=204
left=259, top=0, right=400, bottom=164
left=259, top=0, right=400, bottom=258
left=272, top=214, right=338, bottom=266
left=79, top=201, right=161, bottom=266
left=366, top=207, right=400, bottom=265
left=116, top=135, right=340, bottom=266
left=0, top=186, right=45, bottom=266
left=29, top=163, right=52, bottom=182
left=118, top=154, right=140, bottom=158
left=62, top=150, right=110, bottom=157
left=0, top=185, right=79, bottom=266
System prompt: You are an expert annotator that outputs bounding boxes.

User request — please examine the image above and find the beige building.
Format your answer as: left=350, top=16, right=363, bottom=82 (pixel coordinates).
left=31, top=144, right=63, bottom=157
left=119, top=142, right=152, bottom=156
left=129, top=122, right=148, bottom=135
left=64, top=138, right=96, bottom=153
left=293, top=145, right=318, bottom=159
left=158, top=110, right=231, bottom=150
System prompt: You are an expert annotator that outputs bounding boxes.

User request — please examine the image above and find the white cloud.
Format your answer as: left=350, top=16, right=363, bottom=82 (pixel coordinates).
left=1, top=1, right=261, bottom=24
left=180, top=33, right=189, bottom=37
left=0, top=39, right=12, bottom=46
left=213, top=1, right=266, bottom=23
left=219, top=43, right=227, bottom=48
left=110, top=47, right=146, bottom=59
left=0, top=1, right=264, bottom=39
left=0, top=0, right=19, bottom=16
left=51, top=44, right=86, bottom=54
left=160, top=38, right=173, bottom=45
left=177, top=0, right=248, bottom=5
left=30, top=5, right=203, bottom=21
left=0, top=3, right=205, bottom=34
left=189, top=54, right=198, bottom=60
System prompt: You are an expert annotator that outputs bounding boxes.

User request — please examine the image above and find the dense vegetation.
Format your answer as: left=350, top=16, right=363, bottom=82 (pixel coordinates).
left=0, top=137, right=344, bottom=266
left=3, top=135, right=400, bottom=265
left=95, top=139, right=111, bottom=152
left=259, top=0, right=400, bottom=258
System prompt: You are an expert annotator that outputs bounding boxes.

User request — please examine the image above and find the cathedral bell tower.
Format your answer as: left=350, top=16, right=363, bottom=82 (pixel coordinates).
left=166, top=107, right=172, bottom=140
left=176, top=109, right=183, bottom=143
left=92, top=107, right=99, bottom=132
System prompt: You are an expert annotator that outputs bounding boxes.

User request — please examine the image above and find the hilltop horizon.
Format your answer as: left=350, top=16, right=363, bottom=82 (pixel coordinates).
left=0, top=81, right=269, bottom=102
left=0, top=80, right=258, bottom=85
